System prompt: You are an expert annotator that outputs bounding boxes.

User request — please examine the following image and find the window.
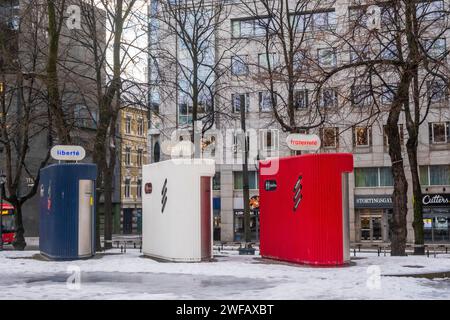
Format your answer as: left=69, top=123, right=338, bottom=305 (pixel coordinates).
left=137, top=149, right=143, bottom=167
left=321, top=127, right=339, bottom=148
left=355, top=167, right=393, bottom=187
left=232, top=93, right=249, bottom=113
left=429, top=122, right=450, bottom=144
left=232, top=132, right=246, bottom=154
left=125, top=116, right=131, bottom=134
left=354, top=126, right=372, bottom=147
left=381, top=84, right=397, bottom=104
left=260, top=129, right=278, bottom=151
left=150, top=90, right=160, bottom=113
left=318, top=48, right=337, bottom=67
left=349, top=6, right=364, bottom=21
left=424, top=38, right=446, bottom=58
left=427, top=80, right=448, bottom=103
left=258, top=91, right=276, bottom=112
left=420, top=165, right=450, bottom=186
left=380, top=5, right=396, bottom=28
left=380, top=41, right=399, bottom=59
left=258, top=53, right=278, bottom=71
left=231, top=55, right=249, bottom=76
left=7, top=15, right=20, bottom=31
left=137, top=118, right=144, bottom=136
left=350, top=45, right=371, bottom=62
left=383, top=125, right=404, bottom=146
left=213, top=172, right=221, bottom=190
left=137, top=179, right=142, bottom=198
left=293, top=10, right=336, bottom=32
left=320, top=88, right=338, bottom=108
left=73, top=105, right=96, bottom=129
left=294, top=89, right=308, bottom=109
left=178, top=102, right=193, bottom=124
left=293, top=51, right=307, bottom=70
left=233, top=171, right=258, bottom=190
left=153, top=141, right=161, bottom=163
left=351, top=85, right=373, bottom=107
left=124, top=178, right=131, bottom=198
left=232, top=18, right=269, bottom=38
left=416, top=0, right=445, bottom=21
left=125, top=147, right=131, bottom=165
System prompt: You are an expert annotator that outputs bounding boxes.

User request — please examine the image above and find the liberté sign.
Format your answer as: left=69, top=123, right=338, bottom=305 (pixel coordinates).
left=50, top=145, right=86, bottom=161
left=286, top=133, right=321, bottom=151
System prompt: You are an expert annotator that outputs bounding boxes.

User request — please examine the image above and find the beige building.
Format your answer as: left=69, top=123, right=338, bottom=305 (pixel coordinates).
left=148, top=0, right=450, bottom=245
left=120, top=106, right=148, bottom=234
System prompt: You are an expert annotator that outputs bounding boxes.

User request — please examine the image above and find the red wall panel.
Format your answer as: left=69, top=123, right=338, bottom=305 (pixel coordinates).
left=259, top=153, right=353, bottom=266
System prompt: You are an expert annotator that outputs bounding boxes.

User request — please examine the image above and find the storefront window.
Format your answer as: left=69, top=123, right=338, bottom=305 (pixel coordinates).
left=423, top=215, right=450, bottom=243
left=359, top=214, right=383, bottom=242
left=233, top=210, right=259, bottom=241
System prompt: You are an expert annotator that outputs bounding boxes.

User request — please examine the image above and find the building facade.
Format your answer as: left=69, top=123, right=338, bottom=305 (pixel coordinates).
left=119, top=106, right=148, bottom=234
left=0, top=0, right=106, bottom=237
left=147, top=0, right=450, bottom=245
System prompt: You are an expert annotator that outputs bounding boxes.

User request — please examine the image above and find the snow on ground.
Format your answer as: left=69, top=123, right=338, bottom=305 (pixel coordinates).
left=0, top=249, right=450, bottom=300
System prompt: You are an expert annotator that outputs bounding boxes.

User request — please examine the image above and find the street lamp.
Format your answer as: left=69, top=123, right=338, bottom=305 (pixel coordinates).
left=0, top=173, right=6, bottom=251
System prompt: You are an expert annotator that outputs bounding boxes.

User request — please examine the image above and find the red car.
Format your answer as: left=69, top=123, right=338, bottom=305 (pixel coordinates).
left=1, top=202, right=15, bottom=245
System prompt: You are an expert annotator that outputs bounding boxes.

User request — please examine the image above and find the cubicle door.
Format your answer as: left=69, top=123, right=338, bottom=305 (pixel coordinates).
left=200, top=177, right=212, bottom=260
left=78, top=180, right=94, bottom=257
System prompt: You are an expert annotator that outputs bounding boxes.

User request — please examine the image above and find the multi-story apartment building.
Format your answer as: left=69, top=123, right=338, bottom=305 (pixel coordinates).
left=119, top=106, right=147, bottom=234
left=147, top=0, right=450, bottom=245
left=0, top=0, right=108, bottom=237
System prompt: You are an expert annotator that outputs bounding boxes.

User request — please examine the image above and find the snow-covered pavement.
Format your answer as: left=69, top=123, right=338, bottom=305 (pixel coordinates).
left=1, top=249, right=450, bottom=299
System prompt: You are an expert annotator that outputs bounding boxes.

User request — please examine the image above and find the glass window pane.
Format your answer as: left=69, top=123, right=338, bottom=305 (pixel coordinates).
left=232, top=20, right=240, bottom=37
left=372, top=217, right=382, bottom=240
left=323, top=128, right=337, bottom=147
left=294, top=90, right=308, bottom=109
left=318, top=48, right=336, bottom=67
left=379, top=167, right=394, bottom=186
left=355, top=167, right=378, bottom=187
left=241, top=20, right=254, bottom=37
left=432, top=123, right=447, bottom=142
left=249, top=171, right=257, bottom=189
left=419, top=166, right=429, bottom=185
left=430, top=165, right=450, bottom=185
left=233, top=171, right=243, bottom=189
left=355, top=127, right=369, bottom=146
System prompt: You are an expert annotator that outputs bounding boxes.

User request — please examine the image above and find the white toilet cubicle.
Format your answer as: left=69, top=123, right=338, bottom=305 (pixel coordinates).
left=141, top=159, right=215, bottom=262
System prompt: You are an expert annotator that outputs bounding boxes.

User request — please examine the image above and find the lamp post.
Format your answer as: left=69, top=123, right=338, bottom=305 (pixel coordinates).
left=0, top=173, right=6, bottom=251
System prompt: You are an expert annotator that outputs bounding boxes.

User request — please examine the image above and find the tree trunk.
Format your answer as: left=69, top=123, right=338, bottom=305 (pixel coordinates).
left=240, top=100, right=251, bottom=244
left=11, top=199, right=26, bottom=250
left=103, top=112, right=118, bottom=250
left=406, top=131, right=424, bottom=255
left=46, top=0, right=71, bottom=144
left=386, top=73, right=411, bottom=256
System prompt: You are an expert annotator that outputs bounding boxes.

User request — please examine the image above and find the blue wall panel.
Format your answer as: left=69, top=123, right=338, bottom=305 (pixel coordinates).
left=39, top=163, right=97, bottom=260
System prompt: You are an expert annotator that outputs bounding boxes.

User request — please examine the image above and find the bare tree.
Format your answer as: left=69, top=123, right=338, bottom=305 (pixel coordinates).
left=0, top=1, right=53, bottom=249
left=314, top=0, right=449, bottom=255
left=71, top=0, right=146, bottom=250
left=236, top=0, right=331, bottom=134
left=154, top=0, right=239, bottom=156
